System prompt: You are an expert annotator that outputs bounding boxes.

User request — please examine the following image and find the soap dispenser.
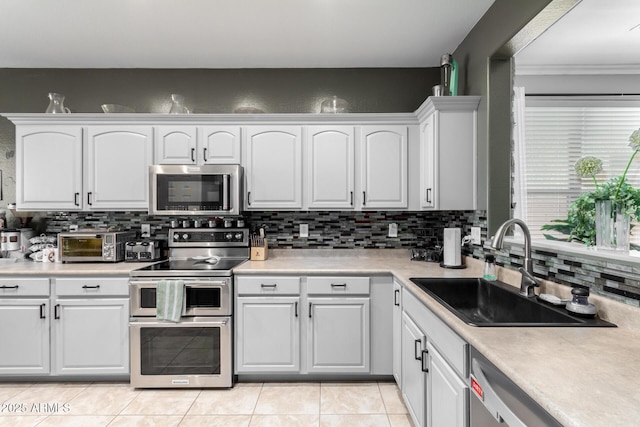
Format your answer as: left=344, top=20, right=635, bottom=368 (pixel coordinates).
left=483, top=254, right=497, bottom=281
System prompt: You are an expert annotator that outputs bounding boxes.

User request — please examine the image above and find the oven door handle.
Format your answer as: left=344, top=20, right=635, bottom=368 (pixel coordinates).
left=129, top=280, right=228, bottom=287
left=129, top=318, right=230, bottom=326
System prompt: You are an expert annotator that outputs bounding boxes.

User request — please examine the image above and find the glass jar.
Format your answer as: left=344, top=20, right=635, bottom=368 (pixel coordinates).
left=169, top=94, right=190, bottom=114
left=483, top=254, right=497, bottom=281
left=45, top=93, right=71, bottom=114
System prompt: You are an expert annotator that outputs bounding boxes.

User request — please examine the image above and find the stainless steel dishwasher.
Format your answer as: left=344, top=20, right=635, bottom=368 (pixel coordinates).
left=469, top=347, right=563, bottom=427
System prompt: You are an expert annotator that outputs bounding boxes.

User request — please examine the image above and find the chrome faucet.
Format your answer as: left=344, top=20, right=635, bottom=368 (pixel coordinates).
left=490, top=218, right=540, bottom=297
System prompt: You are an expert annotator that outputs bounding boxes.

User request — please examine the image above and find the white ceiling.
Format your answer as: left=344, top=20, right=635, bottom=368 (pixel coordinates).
left=516, top=0, right=640, bottom=74
left=0, top=0, right=495, bottom=69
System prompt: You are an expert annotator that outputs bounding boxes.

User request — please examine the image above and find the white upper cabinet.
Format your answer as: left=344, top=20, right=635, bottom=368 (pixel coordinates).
left=306, top=126, right=355, bottom=209
left=244, top=126, right=303, bottom=209
left=86, top=126, right=153, bottom=210
left=155, top=126, right=197, bottom=164
left=155, top=126, right=241, bottom=165
left=360, top=125, right=408, bottom=209
left=16, top=126, right=83, bottom=211
left=416, top=97, right=480, bottom=211
left=200, top=126, right=242, bottom=164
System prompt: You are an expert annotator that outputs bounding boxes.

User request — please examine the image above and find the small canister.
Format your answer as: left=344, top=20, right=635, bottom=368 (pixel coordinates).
left=1, top=230, right=20, bottom=251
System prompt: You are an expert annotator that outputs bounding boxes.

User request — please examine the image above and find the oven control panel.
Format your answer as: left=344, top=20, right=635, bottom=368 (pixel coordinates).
left=169, top=228, right=249, bottom=247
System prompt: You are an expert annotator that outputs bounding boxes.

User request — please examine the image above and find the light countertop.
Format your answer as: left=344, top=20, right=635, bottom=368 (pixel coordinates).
left=2, top=250, right=639, bottom=426
left=235, top=249, right=640, bottom=427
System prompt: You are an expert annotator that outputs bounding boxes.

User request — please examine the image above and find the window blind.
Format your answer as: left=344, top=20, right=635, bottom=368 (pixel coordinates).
left=523, top=97, right=640, bottom=243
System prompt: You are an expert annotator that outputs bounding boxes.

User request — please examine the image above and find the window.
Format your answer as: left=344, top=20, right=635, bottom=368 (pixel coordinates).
left=522, top=96, right=640, bottom=243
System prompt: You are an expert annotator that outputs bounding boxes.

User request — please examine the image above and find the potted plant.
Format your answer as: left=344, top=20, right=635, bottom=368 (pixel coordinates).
left=542, top=128, right=640, bottom=249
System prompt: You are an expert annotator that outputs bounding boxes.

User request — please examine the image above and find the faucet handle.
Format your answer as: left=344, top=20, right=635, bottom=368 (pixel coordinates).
left=518, top=267, right=540, bottom=286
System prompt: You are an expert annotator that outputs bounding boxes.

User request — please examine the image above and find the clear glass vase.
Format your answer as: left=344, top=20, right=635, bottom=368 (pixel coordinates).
left=45, top=93, right=70, bottom=114
left=595, top=200, right=630, bottom=251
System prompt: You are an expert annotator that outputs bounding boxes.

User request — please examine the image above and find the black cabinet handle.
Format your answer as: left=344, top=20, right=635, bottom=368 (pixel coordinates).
left=426, top=188, right=432, bottom=204
left=331, top=283, right=347, bottom=288
left=394, top=289, right=400, bottom=306
left=247, top=192, right=251, bottom=206
left=260, top=283, right=277, bottom=288
left=40, top=303, right=46, bottom=319
left=0, top=285, right=18, bottom=289
left=82, top=285, right=100, bottom=289
left=295, top=301, right=298, bottom=317
left=203, top=147, right=208, bottom=162
left=421, top=349, right=429, bottom=372
left=54, top=304, right=60, bottom=319
left=87, top=192, right=92, bottom=206
left=309, top=302, right=312, bottom=318
left=350, top=191, right=354, bottom=206
left=362, top=191, right=366, bottom=206
left=191, top=148, right=196, bottom=162
left=74, top=192, right=80, bottom=206
left=414, top=339, right=422, bottom=361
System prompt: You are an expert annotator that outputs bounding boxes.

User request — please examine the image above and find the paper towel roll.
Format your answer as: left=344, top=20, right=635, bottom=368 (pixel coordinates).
left=443, top=228, right=462, bottom=266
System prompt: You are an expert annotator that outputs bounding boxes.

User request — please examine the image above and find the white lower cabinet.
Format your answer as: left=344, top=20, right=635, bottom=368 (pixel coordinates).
left=52, top=277, right=130, bottom=376
left=307, top=297, right=370, bottom=373
left=0, top=277, right=51, bottom=375
left=0, top=276, right=130, bottom=378
left=392, top=279, right=403, bottom=386
left=427, top=342, right=468, bottom=427
left=399, top=286, right=469, bottom=427
left=52, top=298, right=129, bottom=375
left=401, top=310, right=427, bottom=427
left=0, top=298, right=50, bottom=375
left=235, top=275, right=390, bottom=376
left=236, top=296, right=300, bottom=372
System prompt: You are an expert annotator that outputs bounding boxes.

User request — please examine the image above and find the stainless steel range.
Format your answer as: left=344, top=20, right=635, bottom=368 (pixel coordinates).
left=129, top=228, right=249, bottom=388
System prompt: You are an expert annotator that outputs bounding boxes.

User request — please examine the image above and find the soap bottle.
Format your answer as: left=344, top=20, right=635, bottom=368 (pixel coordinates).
left=483, top=254, right=497, bottom=281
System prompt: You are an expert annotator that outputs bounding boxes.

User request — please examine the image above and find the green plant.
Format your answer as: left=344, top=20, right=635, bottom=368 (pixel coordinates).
left=543, top=128, right=640, bottom=246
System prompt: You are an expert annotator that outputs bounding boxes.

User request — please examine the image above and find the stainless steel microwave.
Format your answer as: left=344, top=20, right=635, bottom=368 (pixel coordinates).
left=149, top=164, right=243, bottom=216
left=58, top=230, right=136, bottom=263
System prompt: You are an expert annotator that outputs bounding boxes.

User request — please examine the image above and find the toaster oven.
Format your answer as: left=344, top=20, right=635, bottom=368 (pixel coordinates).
left=58, top=230, right=135, bottom=263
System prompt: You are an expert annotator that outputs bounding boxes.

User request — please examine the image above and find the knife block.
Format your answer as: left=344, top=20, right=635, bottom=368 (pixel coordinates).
left=250, top=241, right=268, bottom=261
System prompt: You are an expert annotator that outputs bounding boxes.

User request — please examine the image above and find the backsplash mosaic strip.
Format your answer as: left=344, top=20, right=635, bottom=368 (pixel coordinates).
left=39, top=209, right=640, bottom=307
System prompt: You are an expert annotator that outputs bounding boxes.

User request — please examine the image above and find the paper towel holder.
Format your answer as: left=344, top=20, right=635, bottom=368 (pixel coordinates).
left=439, top=228, right=471, bottom=269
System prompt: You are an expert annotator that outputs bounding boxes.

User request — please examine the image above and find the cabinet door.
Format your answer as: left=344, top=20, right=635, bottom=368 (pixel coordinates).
left=16, top=125, right=83, bottom=210
left=392, top=280, right=402, bottom=386
left=427, top=342, right=468, bottom=427
left=236, top=297, right=300, bottom=373
left=307, top=126, right=355, bottom=209
left=307, top=297, right=370, bottom=373
left=361, top=126, right=408, bottom=209
left=401, top=311, right=427, bottom=427
left=200, top=126, right=241, bottom=164
left=420, top=114, right=436, bottom=209
left=155, top=126, right=198, bottom=164
left=52, top=298, right=129, bottom=375
left=86, top=126, right=153, bottom=210
left=0, top=298, right=50, bottom=374
left=244, top=126, right=302, bottom=209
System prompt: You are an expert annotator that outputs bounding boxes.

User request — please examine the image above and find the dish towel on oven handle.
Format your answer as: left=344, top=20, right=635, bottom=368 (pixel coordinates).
left=156, top=280, right=185, bottom=322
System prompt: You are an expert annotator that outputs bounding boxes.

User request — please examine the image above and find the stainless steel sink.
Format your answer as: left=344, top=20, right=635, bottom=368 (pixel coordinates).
left=410, top=277, right=615, bottom=327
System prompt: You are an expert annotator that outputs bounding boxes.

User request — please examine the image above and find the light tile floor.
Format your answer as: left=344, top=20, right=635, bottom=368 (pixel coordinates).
left=0, top=381, right=412, bottom=427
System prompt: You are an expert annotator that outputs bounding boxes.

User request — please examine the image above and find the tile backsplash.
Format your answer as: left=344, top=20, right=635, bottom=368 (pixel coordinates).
left=38, top=209, right=640, bottom=307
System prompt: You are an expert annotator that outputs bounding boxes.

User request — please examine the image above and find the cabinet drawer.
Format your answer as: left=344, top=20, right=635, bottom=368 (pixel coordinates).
left=54, top=277, right=129, bottom=297
left=0, top=277, right=50, bottom=296
left=236, top=276, right=301, bottom=295
left=307, top=276, right=370, bottom=295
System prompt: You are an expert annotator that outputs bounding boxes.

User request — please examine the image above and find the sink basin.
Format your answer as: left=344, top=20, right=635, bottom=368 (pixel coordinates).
left=410, top=277, right=615, bottom=327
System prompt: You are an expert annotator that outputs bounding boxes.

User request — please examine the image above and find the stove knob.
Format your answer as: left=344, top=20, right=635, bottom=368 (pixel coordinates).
left=225, top=233, right=233, bottom=240
left=173, top=234, right=180, bottom=241
left=234, top=233, right=243, bottom=241
left=182, top=233, right=190, bottom=240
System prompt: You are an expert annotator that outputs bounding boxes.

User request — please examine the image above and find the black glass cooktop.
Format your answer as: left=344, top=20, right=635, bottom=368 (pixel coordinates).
left=130, top=258, right=247, bottom=277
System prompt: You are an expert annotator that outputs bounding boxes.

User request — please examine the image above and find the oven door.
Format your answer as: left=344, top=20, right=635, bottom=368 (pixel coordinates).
left=130, top=279, right=232, bottom=317
left=129, top=317, right=232, bottom=388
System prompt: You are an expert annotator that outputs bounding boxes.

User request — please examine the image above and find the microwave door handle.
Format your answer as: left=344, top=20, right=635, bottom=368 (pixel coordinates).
left=223, top=174, right=230, bottom=211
